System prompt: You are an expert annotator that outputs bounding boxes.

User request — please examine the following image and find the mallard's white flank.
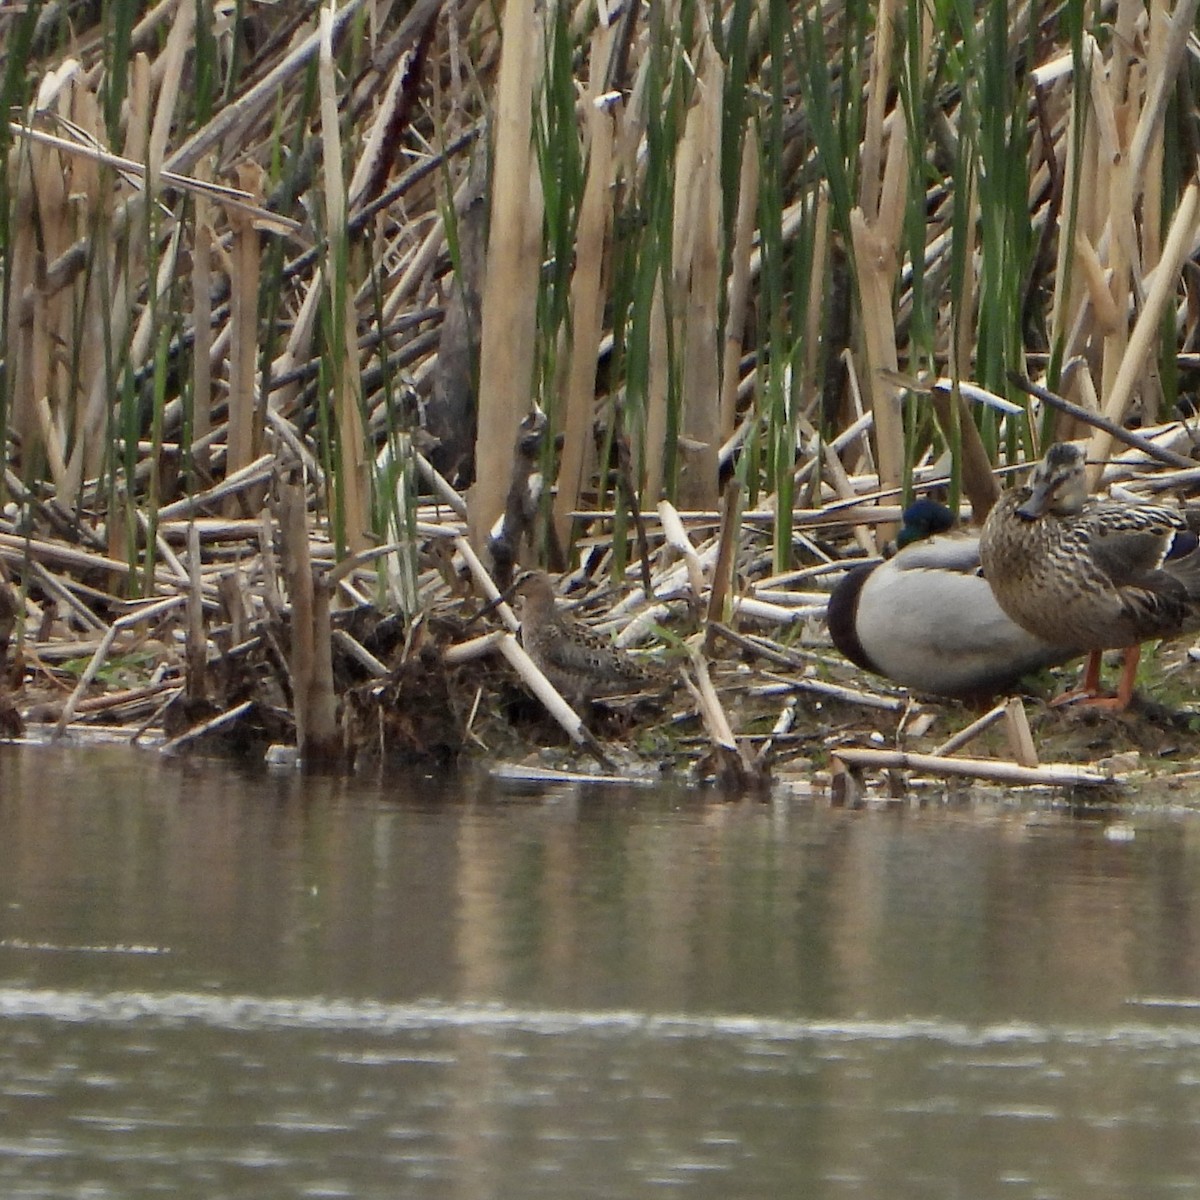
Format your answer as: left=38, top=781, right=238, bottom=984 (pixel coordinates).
left=828, top=502, right=1075, bottom=699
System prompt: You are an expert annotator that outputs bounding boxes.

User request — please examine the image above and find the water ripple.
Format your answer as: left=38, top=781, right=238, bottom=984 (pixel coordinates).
left=2, top=987, right=1200, bottom=1049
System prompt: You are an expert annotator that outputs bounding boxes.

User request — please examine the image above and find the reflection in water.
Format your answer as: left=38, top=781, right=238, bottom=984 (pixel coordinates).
left=2, top=744, right=1200, bottom=1198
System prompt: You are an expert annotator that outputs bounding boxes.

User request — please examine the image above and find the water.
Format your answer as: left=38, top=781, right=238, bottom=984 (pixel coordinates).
left=3, top=744, right=1200, bottom=1198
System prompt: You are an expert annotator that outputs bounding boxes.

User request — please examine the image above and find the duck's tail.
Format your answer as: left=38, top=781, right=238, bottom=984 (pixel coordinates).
left=1164, top=529, right=1200, bottom=598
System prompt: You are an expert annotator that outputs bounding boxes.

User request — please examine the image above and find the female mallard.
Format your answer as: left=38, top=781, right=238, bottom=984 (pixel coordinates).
left=979, top=441, right=1200, bottom=709
left=828, top=499, right=1076, bottom=699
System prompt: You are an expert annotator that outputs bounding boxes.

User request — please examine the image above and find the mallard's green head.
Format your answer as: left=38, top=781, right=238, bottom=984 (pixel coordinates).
left=895, top=498, right=956, bottom=550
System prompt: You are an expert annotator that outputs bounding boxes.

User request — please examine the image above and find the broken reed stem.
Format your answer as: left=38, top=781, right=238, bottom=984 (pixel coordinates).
left=673, top=39, right=723, bottom=511
left=278, top=478, right=338, bottom=763
left=932, top=703, right=1007, bottom=756
left=185, top=521, right=207, bottom=700
left=721, top=134, right=760, bottom=439
left=454, top=535, right=519, bottom=632
left=161, top=700, right=256, bottom=754
left=225, top=167, right=262, bottom=516
left=1003, top=697, right=1039, bottom=768
left=1087, top=180, right=1200, bottom=478
left=685, top=649, right=751, bottom=766
left=553, top=71, right=615, bottom=551
left=470, top=0, right=543, bottom=549
left=1009, top=373, right=1194, bottom=469
left=657, top=500, right=707, bottom=597
left=704, top=478, right=743, bottom=654
left=831, top=747, right=1110, bottom=788
left=52, top=595, right=188, bottom=740
left=308, top=572, right=339, bottom=761
left=496, top=633, right=613, bottom=769
left=319, top=5, right=370, bottom=553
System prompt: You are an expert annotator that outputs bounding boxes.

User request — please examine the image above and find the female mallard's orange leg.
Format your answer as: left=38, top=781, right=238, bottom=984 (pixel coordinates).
left=1051, top=645, right=1140, bottom=711
left=1050, top=649, right=1104, bottom=707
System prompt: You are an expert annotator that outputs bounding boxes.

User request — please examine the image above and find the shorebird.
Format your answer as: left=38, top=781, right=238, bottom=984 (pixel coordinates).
left=512, top=571, right=667, bottom=707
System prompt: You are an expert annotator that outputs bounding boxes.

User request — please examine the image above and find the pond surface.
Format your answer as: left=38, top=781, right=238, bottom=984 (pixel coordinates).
left=2, top=744, right=1200, bottom=1198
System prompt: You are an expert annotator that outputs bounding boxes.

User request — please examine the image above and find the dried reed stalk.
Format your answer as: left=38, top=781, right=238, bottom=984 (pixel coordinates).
left=643, top=277, right=671, bottom=503
left=496, top=633, right=613, bottom=769
left=553, top=38, right=617, bottom=549
left=831, top=747, right=1110, bottom=788
left=470, top=0, right=543, bottom=551
left=319, top=7, right=371, bottom=551
left=278, top=479, right=338, bottom=764
left=185, top=522, right=206, bottom=700
left=225, top=171, right=262, bottom=514
left=850, top=102, right=908, bottom=532
left=191, top=161, right=215, bottom=480
left=703, top=479, right=743, bottom=653
left=721, top=135, right=759, bottom=439
left=673, top=39, right=723, bottom=510
left=1087, top=180, right=1200, bottom=478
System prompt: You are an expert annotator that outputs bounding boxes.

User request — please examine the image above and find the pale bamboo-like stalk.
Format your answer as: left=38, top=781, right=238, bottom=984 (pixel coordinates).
left=280, top=480, right=315, bottom=754
left=950, top=150, right=978, bottom=387
left=720, top=132, right=759, bottom=440
left=802, top=186, right=831, bottom=400
left=335, top=288, right=372, bottom=553
left=657, top=500, right=706, bottom=597
left=319, top=5, right=371, bottom=552
left=191, top=162, right=214, bottom=478
left=51, top=594, right=187, bottom=739
left=1126, top=0, right=1200, bottom=188
left=642, top=276, right=670, bottom=503
left=673, top=42, right=722, bottom=511
left=851, top=41, right=909, bottom=531
left=67, top=87, right=108, bottom=487
left=5, top=149, right=38, bottom=464
left=931, top=703, right=1008, bottom=756
left=850, top=201, right=903, bottom=528
left=496, top=633, right=613, bottom=768
left=145, top=0, right=193, bottom=193
left=185, top=521, right=207, bottom=700
left=1048, top=51, right=1087, bottom=367
left=553, top=87, right=617, bottom=551
left=1074, top=232, right=1123, bottom=333
left=1087, top=180, right=1200, bottom=477
left=820, top=441, right=877, bottom=555
left=703, top=479, right=742, bottom=653
left=1097, top=43, right=1133, bottom=417
left=160, top=701, right=255, bottom=753
left=470, top=0, right=543, bottom=550
left=858, top=0, right=896, bottom=221
left=164, top=0, right=374, bottom=177
left=1140, top=0, right=1169, bottom=269
left=452, top=535, right=519, bottom=632
left=279, top=479, right=339, bottom=763
left=224, top=168, right=261, bottom=516
left=383, top=434, right=420, bottom=616
left=832, top=747, right=1110, bottom=788
left=442, top=629, right=507, bottom=664
left=683, top=648, right=759, bottom=783
left=1003, top=697, right=1039, bottom=768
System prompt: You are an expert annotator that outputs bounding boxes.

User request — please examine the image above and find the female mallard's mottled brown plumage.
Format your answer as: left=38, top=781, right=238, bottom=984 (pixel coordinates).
left=512, top=572, right=666, bottom=706
left=979, top=441, right=1200, bottom=708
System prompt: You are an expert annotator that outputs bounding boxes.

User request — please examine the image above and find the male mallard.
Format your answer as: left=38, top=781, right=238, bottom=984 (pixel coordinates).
left=827, top=499, right=1076, bottom=699
left=979, top=441, right=1200, bottom=709
left=512, top=571, right=667, bottom=707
